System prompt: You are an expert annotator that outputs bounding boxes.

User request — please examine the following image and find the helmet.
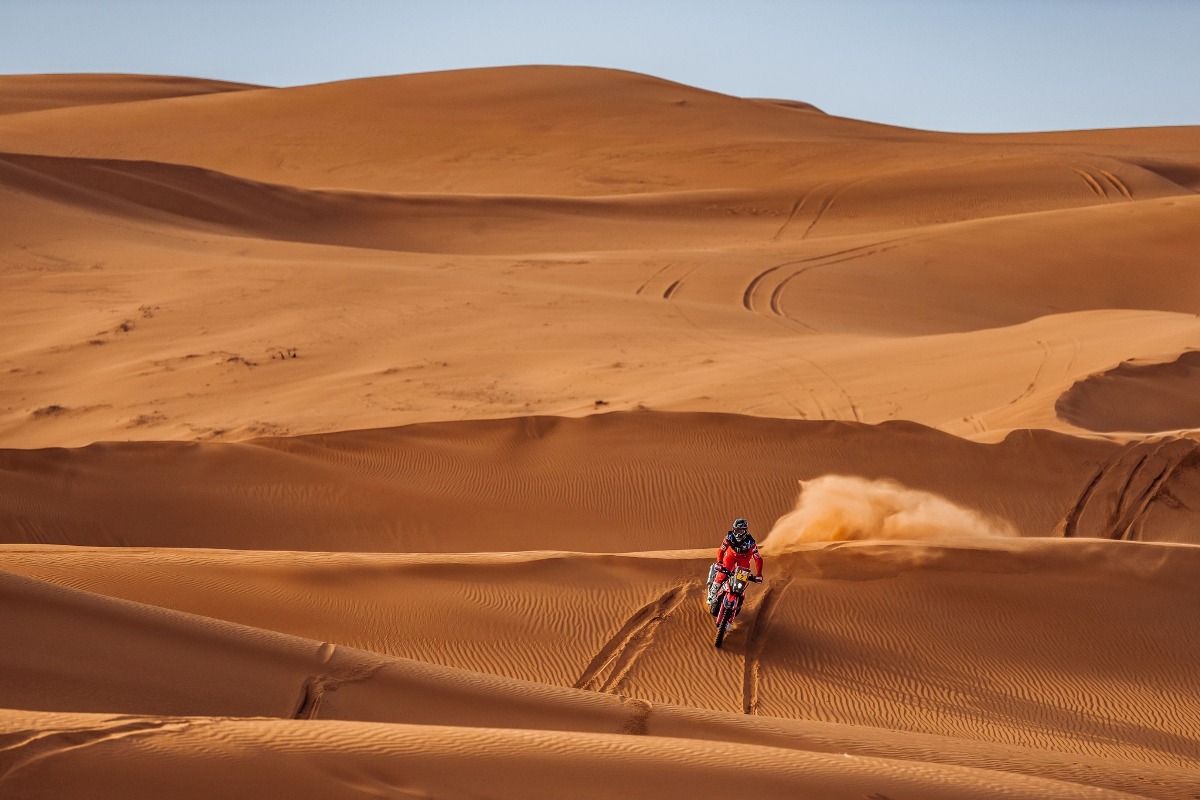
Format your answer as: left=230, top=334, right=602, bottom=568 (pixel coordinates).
left=728, top=530, right=753, bottom=553
left=733, top=518, right=748, bottom=531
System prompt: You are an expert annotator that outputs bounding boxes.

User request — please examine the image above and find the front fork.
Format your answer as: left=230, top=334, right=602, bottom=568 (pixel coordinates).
left=705, top=563, right=720, bottom=604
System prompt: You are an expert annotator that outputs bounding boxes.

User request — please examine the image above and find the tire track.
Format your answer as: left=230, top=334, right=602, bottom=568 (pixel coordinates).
left=800, top=192, right=837, bottom=239
left=771, top=189, right=816, bottom=241
left=1059, top=460, right=1112, bottom=539
left=771, top=180, right=861, bottom=242
left=1010, top=339, right=1053, bottom=405
left=742, top=264, right=788, bottom=311
left=766, top=241, right=907, bottom=322
left=662, top=267, right=696, bottom=300
left=617, top=696, right=653, bottom=735
left=960, top=414, right=988, bottom=435
left=0, top=717, right=204, bottom=781
left=773, top=392, right=809, bottom=419
left=1072, top=165, right=1133, bottom=202
left=634, top=262, right=675, bottom=296
left=637, top=262, right=695, bottom=301
left=1010, top=336, right=1086, bottom=408
left=573, top=582, right=693, bottom=693
left=292, top=644, right=385, bottom=720
left=1107, top=445, right=1190, bottom=541
left=742, top=578, right=792, bottom=715
left=799, top=177, right=873, bottom=239
left=796, top=356, right=862, bottom=422
left=1071, top=168, right=1107, bottom=199
left=768, top=279, right=788, bottom=317
left=773, top=180, right=862, bottom=241
left=1062, top=336, right=1081, bottom=377
left=808, top=389, right=831, bottom=421
left=1096, top=168, right=1133, bottom=200
left=742, top=234, right=916, bottom=316
left=1058, top=440, right=1197, bottom=540
left=774, top=196, right=805, bottom=240
left=791, top=234, right=915, bottom=265
left=1103, top=453, right=1151, bottom=534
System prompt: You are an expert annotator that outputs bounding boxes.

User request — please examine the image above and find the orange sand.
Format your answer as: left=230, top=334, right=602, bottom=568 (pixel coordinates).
left=1, top=66, right=1198, bottom=798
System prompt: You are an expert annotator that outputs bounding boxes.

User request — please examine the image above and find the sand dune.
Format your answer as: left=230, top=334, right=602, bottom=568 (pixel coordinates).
left=2, top=65, right=1199, bottom=796
left=0, top=152, right=807, bottom=256
left=3, top=135, right=1198, bottom=447
left=3, top=543, right=1199, bottom=797
left=0, top=67, right=934, bottom=194
left=4, top=709, right=1159, bottom=800
left=0, top=74, right=259, bottom=115
left=3, top=413, right=1173, bottom=551
left=2, top=67, right=1198, bottom=448
left=0, top=66, right=1194, bottom=203
left=1058, top=350, right=1200, bottom=433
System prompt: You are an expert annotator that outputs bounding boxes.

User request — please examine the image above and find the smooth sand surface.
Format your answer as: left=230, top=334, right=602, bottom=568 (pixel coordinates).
left=0, top=74, right=260, bottom=115
left=1, top=66, right=1199, bottom=797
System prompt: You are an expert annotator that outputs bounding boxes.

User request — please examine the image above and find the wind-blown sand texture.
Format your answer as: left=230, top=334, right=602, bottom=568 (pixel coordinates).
left=1, top=66, right=1199, bottom=798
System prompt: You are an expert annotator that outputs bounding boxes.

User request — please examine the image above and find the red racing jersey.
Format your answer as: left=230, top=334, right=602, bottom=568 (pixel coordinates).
left=716, top=532, right=763, bottom=577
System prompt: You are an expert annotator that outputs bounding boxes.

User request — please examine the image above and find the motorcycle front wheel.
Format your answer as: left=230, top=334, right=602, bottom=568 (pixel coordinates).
left=714, top=608, right=731, bottom=648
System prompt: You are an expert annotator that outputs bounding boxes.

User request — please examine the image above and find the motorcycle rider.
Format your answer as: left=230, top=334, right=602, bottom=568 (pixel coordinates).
left=706, top=518, right=763, bottom=608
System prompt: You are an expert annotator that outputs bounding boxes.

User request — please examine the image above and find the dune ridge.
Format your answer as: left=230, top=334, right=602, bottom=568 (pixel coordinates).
left=2, top=710, right=1154, bottom=800
left=0, top=74, right=261, bottom=115
left=1057, top=350, right=1200, bottom=433
left=7, top=412, right=1187, bottom=552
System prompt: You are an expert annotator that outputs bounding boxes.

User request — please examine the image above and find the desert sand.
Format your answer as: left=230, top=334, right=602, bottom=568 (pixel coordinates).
left=1, top=66, right=1199, bottom=798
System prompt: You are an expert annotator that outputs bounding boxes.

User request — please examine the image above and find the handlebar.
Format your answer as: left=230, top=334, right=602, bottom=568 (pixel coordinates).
left=714, top=565, right=763, bottom=582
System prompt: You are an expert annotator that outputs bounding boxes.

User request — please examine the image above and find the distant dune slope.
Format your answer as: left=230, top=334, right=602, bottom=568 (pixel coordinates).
left=758, top=196, right=1200, bottom=334
left=0, top=66, right=934, bottom=194
left=4, top=413, right=1170, bottom=552
left=0, top=65, right=1193, bottom=202
left=1057, top=351, right=1200, bottom=433
left=0, top=152, right=807, bottom=254
left=0, top=74, right=261, bottom=115
left=1, top=147, right=1196, bottom=275
left=1, top=67, right=1198, bottom=447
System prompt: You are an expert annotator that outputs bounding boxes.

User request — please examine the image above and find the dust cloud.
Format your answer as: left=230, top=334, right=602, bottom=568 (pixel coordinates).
left=760, top=475, right=1017, bottom=552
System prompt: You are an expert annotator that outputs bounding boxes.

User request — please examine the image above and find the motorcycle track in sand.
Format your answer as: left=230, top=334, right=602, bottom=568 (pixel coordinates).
left=290, top=643, right=386, bottom=720
left=572, top=581, right=695, bottom=693
left=0, top=716, right=209, bottom=783
left=742, top=578, right=793, bottom=715
left=1057, top=438, right=1199, bottom=541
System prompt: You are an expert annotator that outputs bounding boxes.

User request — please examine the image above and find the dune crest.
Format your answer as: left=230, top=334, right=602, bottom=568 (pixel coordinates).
left=762, top=475, right=1018, bottom=549
left=1057, top=350, right=1200, bottom=433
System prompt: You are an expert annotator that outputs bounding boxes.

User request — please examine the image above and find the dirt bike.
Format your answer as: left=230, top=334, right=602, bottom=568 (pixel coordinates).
left=705, top=564, right=761, bottom=648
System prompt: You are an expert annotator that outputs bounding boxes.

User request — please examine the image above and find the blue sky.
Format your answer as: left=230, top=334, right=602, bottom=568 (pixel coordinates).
left=3, top=0, right=1197, bottom=133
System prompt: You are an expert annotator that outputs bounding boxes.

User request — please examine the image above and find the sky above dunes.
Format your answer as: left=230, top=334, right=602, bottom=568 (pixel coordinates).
left=3, top=0, right=1198, bottom=133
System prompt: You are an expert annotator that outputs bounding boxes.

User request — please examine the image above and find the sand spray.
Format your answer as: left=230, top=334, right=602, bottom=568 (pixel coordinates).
left=760, top=475, right=1016, bottom=552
